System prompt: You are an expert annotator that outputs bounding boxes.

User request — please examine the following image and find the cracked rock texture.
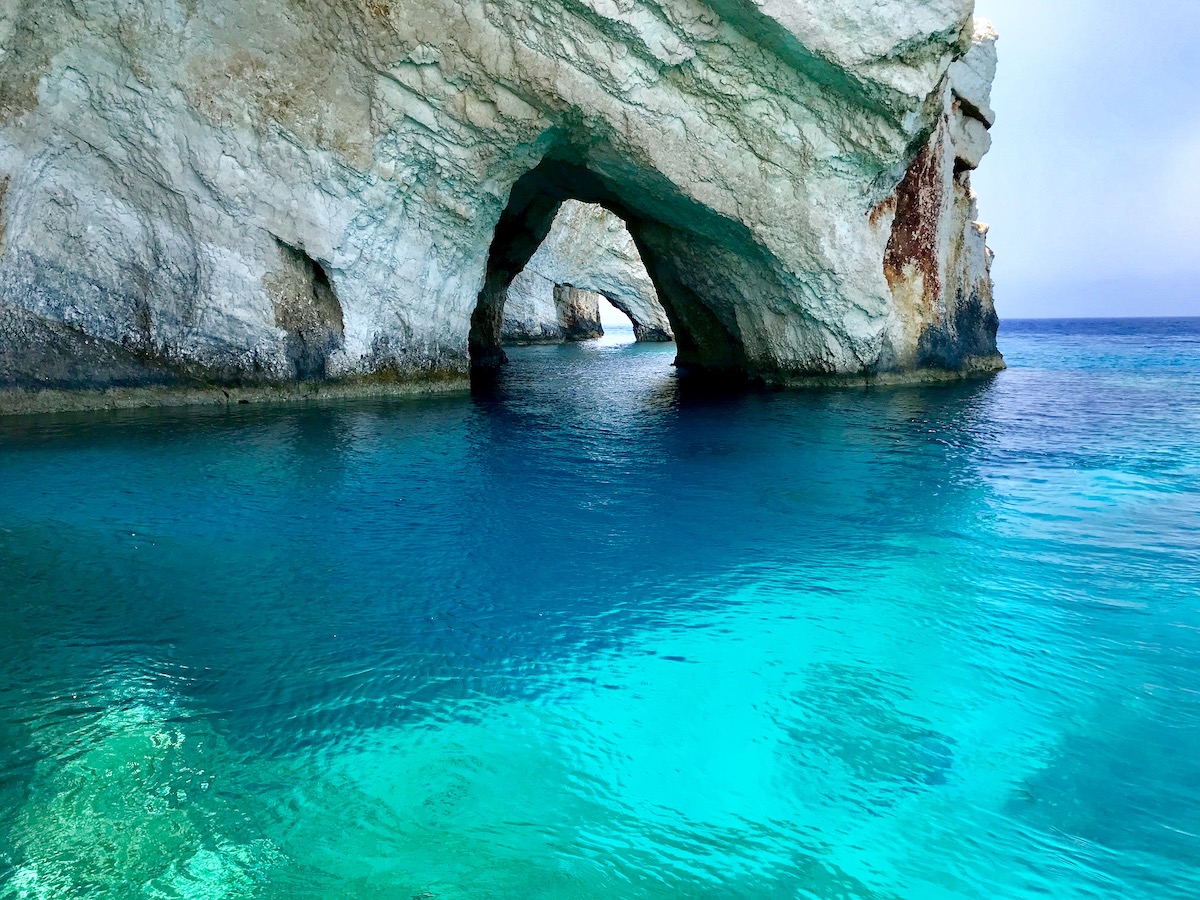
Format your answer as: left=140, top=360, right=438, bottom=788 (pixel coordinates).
left=503, top=278, right=604, bottom=344
left=0, top=0, right=1001, bottom=402
left=502, top=201, right=674, bottom=344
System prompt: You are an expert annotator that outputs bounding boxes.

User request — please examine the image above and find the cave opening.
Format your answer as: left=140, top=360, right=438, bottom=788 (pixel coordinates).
left=496, top=199, right=672, bottom=349
left=272, top=240, right=345, bottom=381
left=469, top=150, right=753, bottom=384
left=597, top=295, right=635, bottom=335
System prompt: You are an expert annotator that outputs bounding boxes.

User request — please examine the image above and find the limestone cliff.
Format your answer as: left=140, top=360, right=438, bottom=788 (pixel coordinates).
left=0, top=0, right=1001, bottom=406
left=501, top=201, right=673, bottom=345
left=503, top=277, right=604, bottom=345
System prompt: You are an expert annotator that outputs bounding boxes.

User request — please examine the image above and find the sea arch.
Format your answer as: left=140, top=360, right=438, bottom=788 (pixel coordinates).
left=498, top=200, right=675, bottom=347
left=470, top=146, right=774, bottom=378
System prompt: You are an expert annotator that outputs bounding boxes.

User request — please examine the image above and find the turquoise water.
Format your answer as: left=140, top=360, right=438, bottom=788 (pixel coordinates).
left=1, top=318, right=1198, bottom=898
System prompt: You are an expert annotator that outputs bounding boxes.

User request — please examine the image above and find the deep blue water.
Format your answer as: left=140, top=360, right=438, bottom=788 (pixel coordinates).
left=0, top=318, right=1198, bottom=898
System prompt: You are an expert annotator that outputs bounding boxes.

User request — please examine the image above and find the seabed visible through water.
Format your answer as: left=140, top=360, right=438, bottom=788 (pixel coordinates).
left=1, top=319, right=1198, bottom=898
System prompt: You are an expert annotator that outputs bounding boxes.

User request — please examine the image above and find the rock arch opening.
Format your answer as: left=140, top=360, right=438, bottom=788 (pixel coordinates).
left=469, top=150, right=763, bottom=381
left=597, top=295, right=635, bottom=335
left=499, top=200, right=674, bottom=347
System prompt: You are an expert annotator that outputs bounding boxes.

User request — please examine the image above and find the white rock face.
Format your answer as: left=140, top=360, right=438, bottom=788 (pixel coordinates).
left=947, top=19, right=997, bottom=171
left=502, top=275, right=605, bottom=344
left=502, top=201, right=673, bottom=344
left=0, top=0, right=1001, bottom=400
left=501, top=272, right=570, bottom=345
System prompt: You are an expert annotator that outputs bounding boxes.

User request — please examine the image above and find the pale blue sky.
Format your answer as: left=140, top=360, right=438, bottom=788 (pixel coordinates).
left=598, top=296, right=629, bottom=328
left=610, top=0, right=1199, bottom=323
left=973, top=0, right=1200, bottom=318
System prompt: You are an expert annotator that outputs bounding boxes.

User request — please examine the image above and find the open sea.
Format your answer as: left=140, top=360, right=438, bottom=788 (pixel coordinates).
left=1, top=318, right=1198, bottom=898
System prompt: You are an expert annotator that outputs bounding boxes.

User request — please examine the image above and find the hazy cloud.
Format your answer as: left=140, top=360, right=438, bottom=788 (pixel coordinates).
left=972, top=0, right=1200, bottom=316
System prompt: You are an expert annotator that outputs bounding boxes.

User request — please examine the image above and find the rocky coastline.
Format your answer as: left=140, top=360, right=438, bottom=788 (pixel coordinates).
left=0, top=1, right=1002, bottom=413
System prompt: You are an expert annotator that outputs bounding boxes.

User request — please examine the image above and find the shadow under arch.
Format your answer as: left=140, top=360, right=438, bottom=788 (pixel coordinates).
left=469, top=146, right=782, bottom=383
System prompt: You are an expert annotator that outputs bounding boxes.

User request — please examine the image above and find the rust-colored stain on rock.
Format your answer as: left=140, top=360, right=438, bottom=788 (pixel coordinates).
left=868, top=196, right=896, bottom=229
left=884, top=135, right=944, bottom=306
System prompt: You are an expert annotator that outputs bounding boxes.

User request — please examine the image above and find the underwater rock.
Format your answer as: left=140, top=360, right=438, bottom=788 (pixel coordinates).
left=910, top=731, right=957, bottom=787
left=3, top=701, right=283, bottom=896
left=0, top=0, right=1001, bottom=405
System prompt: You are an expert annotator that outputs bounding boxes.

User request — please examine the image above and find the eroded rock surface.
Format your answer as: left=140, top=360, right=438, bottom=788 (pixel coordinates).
left=501, top=201, right=673, bottom=345
left=0, top=0, right=1001, bottom=405
left=502, top=277, right=604, bottom=345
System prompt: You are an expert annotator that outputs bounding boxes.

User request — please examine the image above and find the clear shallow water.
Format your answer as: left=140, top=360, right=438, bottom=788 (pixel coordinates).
left=0, top=318, right=1198, bottom=898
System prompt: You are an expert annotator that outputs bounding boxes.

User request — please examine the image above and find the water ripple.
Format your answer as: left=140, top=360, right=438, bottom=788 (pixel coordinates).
left=1, top=320, right=1199, bottom=897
